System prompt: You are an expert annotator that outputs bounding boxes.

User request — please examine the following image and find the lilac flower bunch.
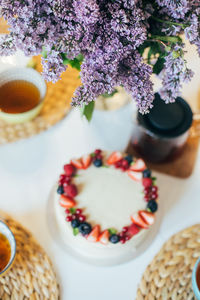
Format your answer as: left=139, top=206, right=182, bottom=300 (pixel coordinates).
left=0, top=0, right=199, bottom=115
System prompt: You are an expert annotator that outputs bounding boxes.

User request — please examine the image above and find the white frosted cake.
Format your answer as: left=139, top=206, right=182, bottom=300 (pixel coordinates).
left=54, top=150, right=158, bottom=265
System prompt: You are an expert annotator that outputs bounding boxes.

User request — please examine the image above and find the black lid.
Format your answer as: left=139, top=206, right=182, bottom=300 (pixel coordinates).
left=138, top=93, right=193, bottom=138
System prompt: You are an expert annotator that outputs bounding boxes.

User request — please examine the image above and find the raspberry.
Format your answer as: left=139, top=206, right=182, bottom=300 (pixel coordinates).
left=76, top=209, right=82, bottom=215
left=64, top=164, right=75, bottom=177
left=64, top=184, right=78, bottom=198
left=66, top=216, right=72, bottom=222
left=94, top=149, right=102, bottom=154
left=151, top=186, right=158, bottom=193
left=65, top=209, right=70, bottom=214
left=78, top=215, right=86, bottom=222
left=122, top=226, right=129, bottom=233
left=142, top=178, right=152, bottom=188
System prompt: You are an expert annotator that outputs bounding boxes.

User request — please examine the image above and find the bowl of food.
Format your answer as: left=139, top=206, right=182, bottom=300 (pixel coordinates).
left=0, top=220, right=16, bottom=276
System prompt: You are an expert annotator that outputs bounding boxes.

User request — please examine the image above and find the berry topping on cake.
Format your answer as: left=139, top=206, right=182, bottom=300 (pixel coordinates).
left=79, top=222, right=92, bottom=236
left=126, top=223, right=140, bottom=238
left=59, top=195, right=76, bottom=208
left=142, top=177, right=152, bottom=188
left=71, top=219, right=80, bottom=228
left=139, top=210, right=155, bottom=226
left=87, top=225, right=100, bottom=242
left=82, top=154, right=92, bottom=169
left=107, top=151, right=123, bottom=165
left=124, top=155, right=133, bottom=164
left=57, top=150, right=158, bottom=245
left=127, top=170, right=142, bottom=182
left=93, top=159, right=103, bottom=167
left=57, top=185, right=64, bottom=195
left=98, top=230, right=109, bottom=245
left=143, top=169, right=152, bottom=178
left=71, top=158, right=83, bottom=169
left=147, top=200, right=158, bottom=212
left=109, top=234, right=120, bottom=244
left=64, top=184, right=78, bottom=198
left=64, top=164, right=76, bottom=177
left=129, top=158, right=146, bottom=172
left=131, top=213, right=149, bottom=229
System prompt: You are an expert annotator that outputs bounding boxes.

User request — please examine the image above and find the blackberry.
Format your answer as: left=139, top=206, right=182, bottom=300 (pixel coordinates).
left=93, top=159, right=103, bottom=167
left=109, top=234, right=120, bottom=244
left=147, top=200, right=158, bottom=213
left=57, top=185, right=64, bottom=194
left=71, top=219, right=80, bottom=228
left=124, top=155, right=133, bottom=164
left=143, top=169, right=151, bottom=178
left=79, top=222, right=92, bottom=235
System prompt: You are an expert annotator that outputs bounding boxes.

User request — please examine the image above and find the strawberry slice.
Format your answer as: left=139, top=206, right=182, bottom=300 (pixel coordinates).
left=71, top=158, right=83, bottom=169
left=107, top=151, right=123, bottom=165
left=98, top=230, right=109, bottom=245
left=126, top=223, right=140, bottom=238
left=59, top=195, right=76, bottom=208
left=131, top=213, right=149, bottom=229
left=127, top=170, right=142, bottom=182
left=87, top=225, right=100, bottom=242
left=81, top=154, right=92, bottom=169
left=139, top=210, right=155, bottom=226
left=129, top=159, right=146, bottom=172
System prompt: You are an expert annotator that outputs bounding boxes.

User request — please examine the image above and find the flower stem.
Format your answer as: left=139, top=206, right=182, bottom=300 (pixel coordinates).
left=150, top=35, right=182, bottom=43
left=151, top=16, right=188, bottom=29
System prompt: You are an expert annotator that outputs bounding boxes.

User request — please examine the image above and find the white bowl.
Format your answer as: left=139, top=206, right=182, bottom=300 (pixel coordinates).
left=0, top=67, right=46, bottom=124
left=0, top=221, right=16, bottom=276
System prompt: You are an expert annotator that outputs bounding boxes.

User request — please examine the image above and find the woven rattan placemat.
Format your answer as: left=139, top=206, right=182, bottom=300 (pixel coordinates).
left=136, top=224, right=200, bottom=300
left=0, top=56, right=81, bottom=145
left=0, top=211, right=59, bottom=299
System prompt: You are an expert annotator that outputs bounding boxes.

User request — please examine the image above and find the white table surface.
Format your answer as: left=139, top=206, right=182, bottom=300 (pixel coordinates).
left=0, top=106, right=200, bottom=300
left=0, top=42, right=200, bottom=299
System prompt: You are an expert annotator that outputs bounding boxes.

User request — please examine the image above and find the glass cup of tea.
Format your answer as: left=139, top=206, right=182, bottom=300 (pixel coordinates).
left=0, top=67, right=46, bottom=124
left=192, top=257, right=200, bottom=299
left=0, top=221, right=16, bottom=276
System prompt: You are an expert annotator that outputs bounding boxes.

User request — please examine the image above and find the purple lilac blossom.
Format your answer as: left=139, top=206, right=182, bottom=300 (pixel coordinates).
left=0, top=0, right=199, bottom=113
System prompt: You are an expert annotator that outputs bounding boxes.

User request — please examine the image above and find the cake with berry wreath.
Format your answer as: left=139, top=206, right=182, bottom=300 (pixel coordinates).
left=54, top=150, right=159, bottom=264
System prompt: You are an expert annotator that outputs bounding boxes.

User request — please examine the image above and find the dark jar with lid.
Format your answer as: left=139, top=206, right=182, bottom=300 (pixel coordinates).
left=129, top=93, right=193, bottom=163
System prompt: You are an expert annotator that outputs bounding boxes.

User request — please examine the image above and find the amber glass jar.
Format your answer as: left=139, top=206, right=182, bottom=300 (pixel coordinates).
left=130, top=93, right=193, bottom=163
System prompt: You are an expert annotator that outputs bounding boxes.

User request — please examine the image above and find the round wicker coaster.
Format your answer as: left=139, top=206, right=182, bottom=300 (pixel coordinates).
left=0, top=56, right=81, bottom=145
left=136, top=224, right=200, bottom=300
left=0, top=212, right=59, bottom=299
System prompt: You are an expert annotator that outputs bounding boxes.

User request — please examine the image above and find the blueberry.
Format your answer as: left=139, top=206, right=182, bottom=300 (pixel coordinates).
left=124, top=155, right=133, bottom=164
left=93, top=159, right=102, bottom=167
left=143, top=169, right=151, bottom=178
left=71, top=219, right=80, bottom=228
left=147, top=200, right=158, bottom=213
left=57, top=185, right=64, bottom=194
left=109, top=234, right=120, bottom=244
left=79, top=222, right=92, bottom=235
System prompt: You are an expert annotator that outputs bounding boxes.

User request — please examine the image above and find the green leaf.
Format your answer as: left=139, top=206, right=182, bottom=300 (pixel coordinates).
left=91, top=153, right=96, bottom=157
left=41, top=47, right=47, bottom=59
left=102, top=165, right=109, bottom=168
left=153, top=57, right=166, bottom=75
left=69, top=208, right=76, bottom=214
left=73, top=228, right=79, bottom=236
left=147, top=208, right=152, bottom=213
left=108, top=228, right=117, bottom=235
left=61, top=53, right=83, bottom=71
left=80, top=101, right=95, bottom=122
left=102, top=89, right=118, bottom=98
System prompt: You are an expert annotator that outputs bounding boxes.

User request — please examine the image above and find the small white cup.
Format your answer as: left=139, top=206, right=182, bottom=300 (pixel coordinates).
left=0, top=221, right=16, bottom=276
left=0, top=67, right=46, bottom=124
